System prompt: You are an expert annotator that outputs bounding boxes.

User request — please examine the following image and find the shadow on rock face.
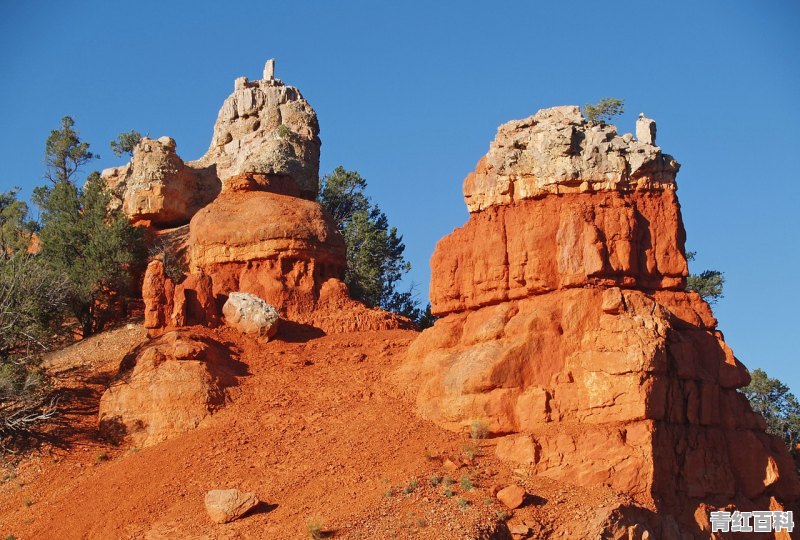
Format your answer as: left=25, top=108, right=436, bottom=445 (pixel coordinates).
left=275, top=319, right=326, bottom=343
left=98, top=329, right=246, bottom=448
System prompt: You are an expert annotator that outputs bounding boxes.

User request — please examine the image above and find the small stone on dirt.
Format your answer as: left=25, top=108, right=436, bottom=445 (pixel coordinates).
left=497, top=484, right=526, bottom=509
left=204, top=488, right=259, bottom=524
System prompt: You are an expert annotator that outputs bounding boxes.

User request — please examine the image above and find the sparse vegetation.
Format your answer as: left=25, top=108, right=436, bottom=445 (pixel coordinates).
left=462, top=442, right=478, bottom=461
left=317, top=166, right=432, bottom=327
left=442, top=475, right=455, bottom=486
left=469, top=418, right=489, bottom=440
left=742, top=368, right=800, bottom=456
left=429, top=474, right=442, bottom=486
left=402, top=479, right=418, bottom=494
left=459, top=475, right=473, bottom=491
left=457, top=497, right=469, bottom=509
left=1, top=252, right=68, bottom=453
left=685, top=252, right=724, bottom=304
left=582, top=98, right=624, bottom=124
left=306, top=516, right=325, bottom=539
left=95, top=452, right=109, bottom=463
left=443, top=487, right=455, bottom=498
left=148, top=238, right=188, bottom=284
left=110, top=130, right=143, bottom=157
left=276, top=124, right=292, bottom=138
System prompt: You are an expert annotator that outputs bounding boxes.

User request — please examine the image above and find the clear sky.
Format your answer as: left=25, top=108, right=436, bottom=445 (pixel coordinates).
left=1, top=2, right=798, bottom=391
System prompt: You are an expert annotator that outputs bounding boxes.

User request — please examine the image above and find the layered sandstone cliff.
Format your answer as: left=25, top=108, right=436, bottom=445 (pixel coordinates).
left=397, top=107, right=800, bottom=538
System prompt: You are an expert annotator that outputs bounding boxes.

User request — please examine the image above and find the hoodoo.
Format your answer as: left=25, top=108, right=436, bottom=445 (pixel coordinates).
left=397, top=105, right=800, bottom=536
left=102, top=61, right=408, bottom=335
left=98, top=61, right=409, bottom=448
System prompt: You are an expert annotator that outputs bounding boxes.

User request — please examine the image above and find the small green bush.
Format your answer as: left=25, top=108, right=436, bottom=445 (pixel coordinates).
left=276, top=124, right=292, bottom=138
left=460, top=475, right=473, bottom=491
left=582, top=98, right=624, bottom=124
left=470, top=418, right=489, bottom=440
left=402, top=479, right=418, bottom=494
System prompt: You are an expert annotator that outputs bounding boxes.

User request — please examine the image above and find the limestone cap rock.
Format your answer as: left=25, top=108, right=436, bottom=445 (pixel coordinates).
left=191, top=59, right=321, bottom=198
left=463, top=105, right=680, bottom=212
left=102, top=136, right=220, bottom=227
left=103, top=59, right=321, bottom=228
left=222, top=292, right=280, bottom=339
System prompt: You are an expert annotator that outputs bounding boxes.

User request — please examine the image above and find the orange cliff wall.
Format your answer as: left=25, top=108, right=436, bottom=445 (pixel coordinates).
left=397, top=106, right=799, bottom=537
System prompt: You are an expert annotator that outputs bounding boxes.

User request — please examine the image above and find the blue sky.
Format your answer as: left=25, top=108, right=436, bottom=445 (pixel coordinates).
left=1, top=1, right=798, bottom=391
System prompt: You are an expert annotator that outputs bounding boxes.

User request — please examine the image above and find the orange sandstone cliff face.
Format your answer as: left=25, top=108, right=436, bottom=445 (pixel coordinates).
left=397, top=106, right=800, bottom=537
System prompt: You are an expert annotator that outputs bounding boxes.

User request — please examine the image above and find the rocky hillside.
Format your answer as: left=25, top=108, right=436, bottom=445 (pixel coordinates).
left=0, top=62, right=797, bottom=540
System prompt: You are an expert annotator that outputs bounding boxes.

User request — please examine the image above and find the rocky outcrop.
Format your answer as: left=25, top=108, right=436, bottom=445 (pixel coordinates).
left=102, top=60, right=320, bottom=228
left=185, top=187, right=346, bottom=323
left=103, top=137, right=220, bottom=227
left=462, top=106, right=678, bottom=213
left=190, top=69, right=321, bottom=199
left=397, top=107, right=800, bottom=537
left=431, top=190, right=687, bottom=315
left=132, top=61, right=409, bottom=336
left=98, top=330, right=239, bottom=447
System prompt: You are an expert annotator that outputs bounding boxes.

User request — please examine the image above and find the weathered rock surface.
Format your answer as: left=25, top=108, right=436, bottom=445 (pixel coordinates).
left=222, top=292, right=280, bottom=339
left=204, top=489, right=259, bottom=524
left=431, top=190, right=687, bottom=315
left=191, top=67, right=321, bottom=198
left=102, top=59, right=320, bottom=228
left=398, top=106, right=800, bottom=537
left=98, top=330, right=238, bottom=447
left=103, top=136, right=220, bottom=227
left=135, top=61, right=410, bottom=336
left=463, top=106, right=679, bottom=213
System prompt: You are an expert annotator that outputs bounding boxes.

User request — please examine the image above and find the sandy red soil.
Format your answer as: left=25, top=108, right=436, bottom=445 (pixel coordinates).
left=0, top=323, right=622, bottom=539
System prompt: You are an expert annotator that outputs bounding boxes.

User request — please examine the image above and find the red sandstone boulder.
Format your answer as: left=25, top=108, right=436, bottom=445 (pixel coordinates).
left=497, top=484, right=526, bottom=510
left=98, top=330, right=238, bottom=447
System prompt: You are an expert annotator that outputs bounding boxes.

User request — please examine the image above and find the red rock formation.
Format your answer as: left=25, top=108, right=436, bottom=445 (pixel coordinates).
left=136, top=63, right=409, bottom=336
left=397, top=106, right=800, bottom=537
left=98, top=329, right=239, bottom=447
left=102, top=60, right=322, bottom=229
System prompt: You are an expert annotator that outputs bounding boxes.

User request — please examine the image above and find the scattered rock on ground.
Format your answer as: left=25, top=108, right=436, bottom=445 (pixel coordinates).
left=497, top=484, right=527, bottom=510
left=204, top=488, right=259, bottom=524
left=222, top=292, right=280, bottom=339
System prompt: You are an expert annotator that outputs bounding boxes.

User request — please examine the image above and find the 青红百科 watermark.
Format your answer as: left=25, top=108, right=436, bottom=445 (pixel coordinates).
left=710, top=510, right=793, bottom=533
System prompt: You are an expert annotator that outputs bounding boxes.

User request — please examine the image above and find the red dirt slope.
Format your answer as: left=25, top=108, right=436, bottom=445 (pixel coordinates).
left=0, top=323, right=627, bottom=539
